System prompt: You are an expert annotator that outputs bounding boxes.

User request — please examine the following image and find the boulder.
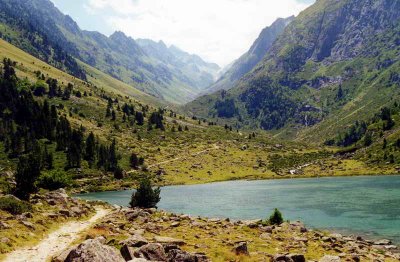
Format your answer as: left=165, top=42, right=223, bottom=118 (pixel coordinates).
left=52, top=247, right=77, bottom=262
left=0, top=221, right=10, bottom=229
left=134, top=243, right=167, bottom=261
left=65, top=238, right=125, bottom=262
left=319, top=255, right=340, bottom=262
left=167, top=249, right=210, bottom=262
left=119, top=235, right=148, bottom=248
left=154, top=236, right=186, bottom=246
left=45, top=189, right=69, bottom=205
left=232, top=242, right=249, bottom=256
left=271, top=254, right=305, bottom=262
left=374, top=239, right=392, bottom=245
left=120, top=245, right=136, bottom=261
left=127, top=259, right=148, bottom=262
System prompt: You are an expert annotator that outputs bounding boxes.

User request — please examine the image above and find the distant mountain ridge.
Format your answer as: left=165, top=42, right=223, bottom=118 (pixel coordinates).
left=186, top=0, right=400, bottom=142
left=0, top=0, right=220, bottom=104
left=204, top=16, right=294, bottom=94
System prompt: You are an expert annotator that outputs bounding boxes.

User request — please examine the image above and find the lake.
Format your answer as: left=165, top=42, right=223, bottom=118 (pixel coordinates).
left=76, top=175, right=400, bottom=243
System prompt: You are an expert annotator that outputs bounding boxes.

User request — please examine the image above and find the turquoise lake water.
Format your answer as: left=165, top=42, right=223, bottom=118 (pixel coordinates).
left=76, top=175, right=400, bottom=243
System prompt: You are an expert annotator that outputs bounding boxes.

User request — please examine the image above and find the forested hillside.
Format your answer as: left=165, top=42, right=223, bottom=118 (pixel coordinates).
left=0, top=0, right=220, bottom=104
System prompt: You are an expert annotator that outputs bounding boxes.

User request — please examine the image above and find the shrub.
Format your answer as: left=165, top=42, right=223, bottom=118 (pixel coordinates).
left=37, top=171, right=73, bottom=190
left=0, top=196, right=32, bottom=215
left=114, top=166, right=124, bottom=180
left=267, top=208, right=284, bottom=225
left=130, top=177, right=161, bottom=208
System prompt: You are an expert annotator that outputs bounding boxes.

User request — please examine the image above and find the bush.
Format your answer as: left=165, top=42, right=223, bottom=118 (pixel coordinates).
left=130, top=177, right=161, bottom=208
left=37, top=171, right=73, bottom=190
left=267, top=208, right=284, bottom=225
left=114, top=166, right=124, bottom=180
left=0, top=196, right=32, bottom=215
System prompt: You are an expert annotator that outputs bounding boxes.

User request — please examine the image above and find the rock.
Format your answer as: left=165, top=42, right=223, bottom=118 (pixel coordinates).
left=45, top=189, right=69, bottom=205
left=52, top=247, right=77, bottom=262
left=319, top=255, right=340, bottom=262
left=243, top=219, right=262, bottom=228
left=260, top=233, right=271, bottom=240
left=261, top=226, right=274, bottom=233
left=65, top=238, right=125, bottom=262
left=120, top=245, right=136, bottom=261
left=0, top=221, right=10, bottom=229
left=21, top=221, right=35, bottom=230
left=384, top=245, right=397, bottom=250
left=153, top=236, right=186, bottom=246
left=0, top=237, right=10, bottom=244
left=374, top=239, right=392, bottom=245
left=170, top=222, right=180, bottom=227
left=167, top=249, right=210, bottom=262
left=271, top=254, right=305, bottom=262
left=134, top=243, right=167, bottom=261
left=70, top=206, right=86, bottom=217
left=232, top=241, right=249, bottom=256
left=59, top=209, right=71, bottom=217
left=119, top=235, right=148, bottom=247
left=127, top=259, right=148, bottom=262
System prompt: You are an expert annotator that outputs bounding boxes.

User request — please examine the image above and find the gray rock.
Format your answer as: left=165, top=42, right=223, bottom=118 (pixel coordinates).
left=120, top=245, right=136, bottom=261
left=119, top=235, right=148, bottom=248
left=154, top=236, right=186, bottom=246
left=167, top=249, right=210, bottom=262
left=65, top=238, right=125, bottom=262
left=232, top=242, right=249, bottom=256
left=45, top=189, right=69, bottom=205
left=21, top=221, right=35, bottom=230
left=374, top=239, right=392, bottom=245
left=0, top=221, right=10, bottom=229
left=319, top=255, right=340, bottom=262
left=271, top=254, right=306, bottom=262
left=134, top=243, right=167, bottom=261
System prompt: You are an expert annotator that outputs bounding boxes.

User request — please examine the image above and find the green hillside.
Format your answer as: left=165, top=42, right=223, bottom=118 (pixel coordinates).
left=186, top=0, right=400, bottom=143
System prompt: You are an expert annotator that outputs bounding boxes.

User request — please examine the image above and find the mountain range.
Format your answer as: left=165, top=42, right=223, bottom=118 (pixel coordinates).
left=0, top=0, right=220, bottom=104
left=186, top=0, right=400, bottom=142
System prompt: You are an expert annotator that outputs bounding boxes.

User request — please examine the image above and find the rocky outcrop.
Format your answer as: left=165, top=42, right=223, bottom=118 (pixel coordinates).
left=65, top=238, right=125, bottom=262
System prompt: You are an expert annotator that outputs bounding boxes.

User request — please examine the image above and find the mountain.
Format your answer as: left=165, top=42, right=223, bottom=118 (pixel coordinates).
left=136, top=39, right=220, bottom=92
left=204, top=16, right=294, bottom=94
left=185, top=0, right=400, bottom=141
left=0, top=0, right=219, bottom=104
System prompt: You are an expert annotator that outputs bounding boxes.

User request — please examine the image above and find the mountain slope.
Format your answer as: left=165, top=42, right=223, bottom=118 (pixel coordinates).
left=205, top=16, right=294, bottom=94
left=186, top=0, right=400, bottom=141
left=136, top=39, right=220, bottom=92
left=0, top=0, right=219, bottom=104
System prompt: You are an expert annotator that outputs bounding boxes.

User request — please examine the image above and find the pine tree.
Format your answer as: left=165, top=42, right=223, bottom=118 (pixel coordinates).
left=14, top=154, right=41, bottom=200
left=85, top=132, right=96, bottom=167
left=130, top=153, right=139, bottom=169
left=130, top=177, right=161, bottom=208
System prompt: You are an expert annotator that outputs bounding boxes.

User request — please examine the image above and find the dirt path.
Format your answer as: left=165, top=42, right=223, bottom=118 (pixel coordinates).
left=3, top=207, right=110, bottom=262
left=126, top=144, right=220, bottom=174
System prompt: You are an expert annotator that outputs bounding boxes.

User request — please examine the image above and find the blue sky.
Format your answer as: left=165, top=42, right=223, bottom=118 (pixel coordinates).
left=50, top=0, right=315, bottom=66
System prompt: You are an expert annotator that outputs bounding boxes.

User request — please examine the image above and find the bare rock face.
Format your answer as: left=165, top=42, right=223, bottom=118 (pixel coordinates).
left=65, top=238, right=125, bottom=262
left=134, top=243, right=167, bottom=261
left=45, top=189, right=69, bottom=205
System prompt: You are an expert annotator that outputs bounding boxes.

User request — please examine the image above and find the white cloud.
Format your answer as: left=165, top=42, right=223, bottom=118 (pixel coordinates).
left=86, top=0, right=311, bottom=66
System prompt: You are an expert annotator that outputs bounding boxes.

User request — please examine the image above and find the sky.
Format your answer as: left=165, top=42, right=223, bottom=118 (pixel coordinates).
left=50, top=0, right=315, bottom=67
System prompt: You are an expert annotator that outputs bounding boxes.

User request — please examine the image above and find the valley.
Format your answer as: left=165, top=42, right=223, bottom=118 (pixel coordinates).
left=0, top=0, right=399, bottom=261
